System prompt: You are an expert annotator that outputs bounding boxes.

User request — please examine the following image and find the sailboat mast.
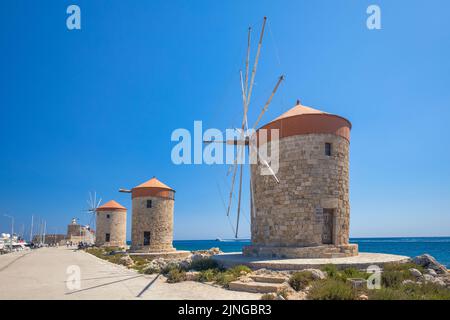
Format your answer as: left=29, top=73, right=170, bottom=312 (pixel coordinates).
left=30, top=215, right=33, bottom=243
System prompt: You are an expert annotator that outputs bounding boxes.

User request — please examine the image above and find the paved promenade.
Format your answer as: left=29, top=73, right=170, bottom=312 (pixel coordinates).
left=0, top=247, right=260, bottom=300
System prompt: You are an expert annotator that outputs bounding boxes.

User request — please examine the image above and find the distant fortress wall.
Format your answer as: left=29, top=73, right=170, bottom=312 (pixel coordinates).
left=67, top=224, right=84, bottom=238
left=32, top=234, right=66, bottom=245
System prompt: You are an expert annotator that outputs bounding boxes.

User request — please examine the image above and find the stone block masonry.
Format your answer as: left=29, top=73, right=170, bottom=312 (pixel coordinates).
left=95, top=210, right=127, bottom=247
left=246, top=132, right=358, bottom=258
left=131, top=196, right=175, bottom=252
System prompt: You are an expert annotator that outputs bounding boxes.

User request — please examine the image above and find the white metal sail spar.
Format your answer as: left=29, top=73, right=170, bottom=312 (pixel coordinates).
left=83, top=191, right=102, bottom=230
left=235, top=75, right=284, bottom=236
left=204, top=16, right=284, bottom=238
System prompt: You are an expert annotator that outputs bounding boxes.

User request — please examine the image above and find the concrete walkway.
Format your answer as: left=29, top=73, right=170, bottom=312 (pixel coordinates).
left=0, top=247, right=260, bottom=300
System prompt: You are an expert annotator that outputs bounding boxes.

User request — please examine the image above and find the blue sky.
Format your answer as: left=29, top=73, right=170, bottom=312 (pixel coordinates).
left=0, top=0, right=449, bottom=240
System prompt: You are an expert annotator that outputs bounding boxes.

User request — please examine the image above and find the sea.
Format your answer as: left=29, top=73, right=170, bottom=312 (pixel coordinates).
left=126, top=237, right=450, bottom=267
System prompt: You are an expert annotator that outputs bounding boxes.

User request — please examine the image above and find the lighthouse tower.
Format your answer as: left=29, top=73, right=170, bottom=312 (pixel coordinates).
left=244, top=101, right=358, bottom=258
left=95, top=200, right=127, bottom=248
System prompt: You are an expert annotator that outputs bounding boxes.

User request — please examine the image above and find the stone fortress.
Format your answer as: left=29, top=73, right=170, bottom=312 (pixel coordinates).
left=66, top=218, right=95, bottom=245
left=95, top=200, right=127, bottom=248
left=243, top=101, right=358, bottom=259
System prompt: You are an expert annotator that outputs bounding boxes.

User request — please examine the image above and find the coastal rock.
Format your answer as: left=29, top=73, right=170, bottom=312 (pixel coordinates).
left=260, top=293, right=277, bottom=300
left=412, top=254, right=448, bottom=274
left=423, top=274, right=434, bottom=282
left=239, top=276, right=253, bottom=283
left=208, top=247, right=222, bottom=255
left=178, top=257, right=192, bottom=270
left=402, top=279, right=415, bottom=285
left=421, top=274, right=446, bottom=286
left=144, top=256, right=192, bottom=274
left=442, top=277, right=450, bottom=288
left=191, top=247, right=223, bottom=258
left=119, top=255, right=134, bottom=267
left=409, top=268, right=422, bottom=278
left=347, top=278, right=367, bottom=289
left=303, top=269, right=326, bottom=280
left=425, top=268, right=438, bottom=277
left=145, top=258, right=167, bottom=273
left=254, top=268, right=268, bottom=275
left=358, top=294, right=369, bottom=300
left=185, top=271, right=200, bottom=281
left=432, top=278, right=446, bottom=287
left=284, top=287, right=307, bottom=300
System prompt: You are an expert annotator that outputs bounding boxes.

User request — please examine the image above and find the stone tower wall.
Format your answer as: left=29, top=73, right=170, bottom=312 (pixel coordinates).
left=247, top=133, right=356, bottom=257
left=131, top=196, right=175, bottom=252
left=95, top=210, right=127, bottom=247
left=67, top=224, right=83, bottom=237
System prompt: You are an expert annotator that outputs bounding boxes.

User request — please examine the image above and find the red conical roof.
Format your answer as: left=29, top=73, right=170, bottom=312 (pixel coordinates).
left=273, top=103, right=328, bottom=121
left=96, top=200, right=127, bottom=212
left=259, top=100, right=352, bottom=142
left=133, top=177, right=174, bottom=191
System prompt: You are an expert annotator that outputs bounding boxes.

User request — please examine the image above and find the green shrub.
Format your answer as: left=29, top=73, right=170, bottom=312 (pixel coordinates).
left=368, top=287, right=410, bottom=300
left=228, top=265, right=252, bottom=276
left=381, top=270, right=410, bottom=288
left=162, top=262, right=185, bottom=274
left=85, top=247, right=106, bottom=258
left=166, top=268, right=186, bottom=283
left=321, top=264, right=339, bottom=279
left=383, top=262, right=424, bottom=273
left=196, top=269, right=218, bottom=282
left=321, top=264, right=370, bottom=282
left=195, top=265, right=252, bottom=288
left=214, top=271, right=238, bottom=288
left=308, top=279, right=357, bottom=300
left=131, top=255, right=148, bottom=265
left=104, top=253, right=125, bottom=264
left=102, top=246, right=122, bottom=254
left=130, top=257, right=149, bottom=273
left=401, top=282, right=450, bottom=300
left=189, top=258, right=220, bottom=271
left=277, top=287, right=290, bottom=300
left=342, top=268, right=370, bottom=280
left=260, top=293, right=276, bottom=300
left=369, top=282, right=450, bottom=300
left=143, top=266, right=160, bottom=275
left=289, top=271, right=315, bottom=291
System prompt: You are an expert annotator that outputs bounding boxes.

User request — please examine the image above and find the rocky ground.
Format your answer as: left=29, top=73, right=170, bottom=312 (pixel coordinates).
left=86, top=247, right=450, bottom=300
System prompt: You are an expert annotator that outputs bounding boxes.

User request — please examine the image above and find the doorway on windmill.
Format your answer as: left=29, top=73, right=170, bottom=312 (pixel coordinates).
left=105, top=233, right=110, bottom=242
left=322, top=209, right=334, bottom=244
left=143, top=231, right=151, bottom=246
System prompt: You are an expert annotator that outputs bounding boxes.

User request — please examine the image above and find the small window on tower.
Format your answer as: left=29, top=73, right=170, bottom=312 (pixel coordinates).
left=325, top=143, right=332, bottom=156
left=147, top=200, right=152, bottom=208
left=106, top=214, right=110, bottom=219
left=143, top=231, right=150, bottom=246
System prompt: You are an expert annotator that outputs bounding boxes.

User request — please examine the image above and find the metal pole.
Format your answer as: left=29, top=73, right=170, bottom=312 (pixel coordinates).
left=40, top=218, right=43, bottom=245
left=30, top=215, right=34, bottom=243
left=43, top=220, right=46, bottom=245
